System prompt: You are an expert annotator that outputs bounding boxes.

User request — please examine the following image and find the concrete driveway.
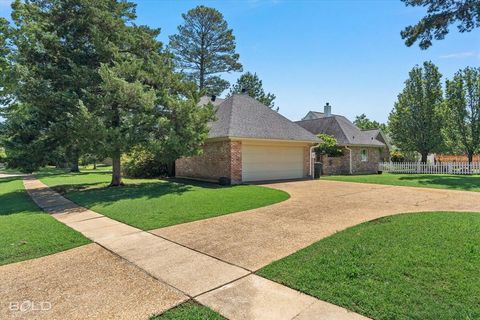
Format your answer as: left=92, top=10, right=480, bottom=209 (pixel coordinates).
left=152, top=179, right=480, bottom=271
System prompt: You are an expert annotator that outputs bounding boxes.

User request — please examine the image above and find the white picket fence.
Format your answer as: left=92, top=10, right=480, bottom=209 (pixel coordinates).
left=379, top=162, right=480, bottom=175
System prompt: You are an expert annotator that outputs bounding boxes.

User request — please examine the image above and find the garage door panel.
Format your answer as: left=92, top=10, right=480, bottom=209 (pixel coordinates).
left=242, top=144, right=304, bottom=182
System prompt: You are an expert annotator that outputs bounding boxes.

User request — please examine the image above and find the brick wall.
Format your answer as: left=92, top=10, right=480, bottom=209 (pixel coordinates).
left=230, top=141, right=242, bottom=184
left=175, top=140, right=242, bottom=183
left=320, top=146, right=383, bottom=175
left=303, top=146, right=312, bottom=177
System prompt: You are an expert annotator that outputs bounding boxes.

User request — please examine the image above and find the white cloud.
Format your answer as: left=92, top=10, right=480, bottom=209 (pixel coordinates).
left=440, top=51, right=480, bottom=59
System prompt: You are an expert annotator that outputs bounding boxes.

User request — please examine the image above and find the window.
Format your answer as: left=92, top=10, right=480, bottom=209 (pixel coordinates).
left=361, top=149, right=368, bottom=162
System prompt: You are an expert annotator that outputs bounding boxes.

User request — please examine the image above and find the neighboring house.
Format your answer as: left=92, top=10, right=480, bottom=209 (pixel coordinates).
left=175, top=94, right=320, bottom=184
left=296, top=104, right=389, bottom=175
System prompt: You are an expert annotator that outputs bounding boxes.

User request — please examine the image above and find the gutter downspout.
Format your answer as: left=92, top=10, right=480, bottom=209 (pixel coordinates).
left=309, top=145, right=318, bottom=179
left=345, top=146, right=353, bottom=174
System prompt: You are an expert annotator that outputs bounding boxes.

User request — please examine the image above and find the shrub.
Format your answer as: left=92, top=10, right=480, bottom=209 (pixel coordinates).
left=316, top=134, right=343, bottom=157
left=122, top=147, right=170, bottom=178
left=0, top=147, right=6, bottom=163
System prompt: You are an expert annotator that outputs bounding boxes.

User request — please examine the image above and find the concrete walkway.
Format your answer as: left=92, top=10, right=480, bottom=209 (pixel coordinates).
left=22, top=176, right=368, bottom=320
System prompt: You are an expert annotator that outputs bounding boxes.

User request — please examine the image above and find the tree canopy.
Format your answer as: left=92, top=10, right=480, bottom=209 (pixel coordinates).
left=228, top=72, right=276, bottom=108
left=388, top=61, right=444, bottom=162
left=443, top=67, right=480, bottom=163
left=1, top=0, right=214, bottom=186
left=315, top=134, right=343, bottom=157
left=169, top=5, right=242, bottom=96
left=353, top=114, right=388, bottom=132
left=401, top=0, right=480, bottom=49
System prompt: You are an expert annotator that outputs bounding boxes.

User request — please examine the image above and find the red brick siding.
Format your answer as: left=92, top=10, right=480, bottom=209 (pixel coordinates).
left=230, top=141, right=242, bottom=183
left=320, top=146, right=383, bottom=175
left=303, top=146, right=312, bottom=177
left=175, top=140, right=242, bottom=183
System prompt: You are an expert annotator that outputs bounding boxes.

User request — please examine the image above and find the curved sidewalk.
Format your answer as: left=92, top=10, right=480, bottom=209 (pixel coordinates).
left=22, top=176, right=368, bottom=320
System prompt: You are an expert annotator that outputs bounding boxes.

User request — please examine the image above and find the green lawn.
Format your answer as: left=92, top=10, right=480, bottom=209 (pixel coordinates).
left=323, top=173, right=480, bottom=192
left=258, top=212, right=480, bottom=320
left=0, top=177, right=90, bottom=265
left=151, top=301, right=224, bottom=320
left=38, top=168, right=289, bottom=230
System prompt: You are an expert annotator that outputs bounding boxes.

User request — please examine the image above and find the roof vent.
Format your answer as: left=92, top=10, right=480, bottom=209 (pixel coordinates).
left=324, top=102, right=332, bottom=117
left=211, top=95, right=216, bottom=102
left=241, top=88, right=247, bottom=94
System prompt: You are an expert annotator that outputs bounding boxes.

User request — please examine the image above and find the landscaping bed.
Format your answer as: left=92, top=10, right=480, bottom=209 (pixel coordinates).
left=257, top=212, right=480, bottom=319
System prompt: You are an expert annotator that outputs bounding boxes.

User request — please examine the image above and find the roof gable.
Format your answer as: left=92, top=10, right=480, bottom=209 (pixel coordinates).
left=296, top=116, right=386, bottom=147
left=208, top=94, right=320, bottom=142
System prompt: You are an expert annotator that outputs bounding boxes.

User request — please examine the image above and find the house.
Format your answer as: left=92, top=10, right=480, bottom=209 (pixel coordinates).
left=175, top=94, right=321, bottom=184
left=296, top=104, right=389, bottom=175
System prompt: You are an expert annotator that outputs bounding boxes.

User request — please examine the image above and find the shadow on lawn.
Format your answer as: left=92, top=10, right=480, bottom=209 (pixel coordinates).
left=52, top=178, right=236, bottom=209
left=398, top=174, right=480, bottom=191
left=0, top=177, right=44, bottom=216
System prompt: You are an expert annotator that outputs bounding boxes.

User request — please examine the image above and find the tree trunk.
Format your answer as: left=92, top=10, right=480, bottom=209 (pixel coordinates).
left=70, top=152, right=80, bottom=172
left=420, top=152, right=428, bottom=163
left=167, top=161, right=175, bottom=177
left=467, top=151, right=474, bottom=164
left=93, top=160, right=97, bottom=170
left=467, top=151, right=474, bottom=175
left=110, top=149, right=123, bottom=187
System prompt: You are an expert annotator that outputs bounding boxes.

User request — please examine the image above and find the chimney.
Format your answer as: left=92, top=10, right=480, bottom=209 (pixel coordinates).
left=211, top=94, right=216, bottom=102
left=324, top=102, right=332, bottom=117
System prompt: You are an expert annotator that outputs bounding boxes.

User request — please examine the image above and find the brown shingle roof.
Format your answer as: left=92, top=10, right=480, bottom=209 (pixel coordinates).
left=296, top=116, right=386, bottom=147
left=200, top=95, right=320, bottom=143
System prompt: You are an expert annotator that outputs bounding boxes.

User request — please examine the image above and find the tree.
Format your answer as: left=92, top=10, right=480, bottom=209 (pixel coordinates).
left=0, top=17, right=15, bottom=107
left=443, top=67, right=480, bottom=163
left=228, top=72, right=276, bottom=108
left=315, top=134, right=343, bottom=157
left=169, top=6, right=242, bottom=95
left=353, top=113, right=388, bottom=132
left=4, top=0, right=116, bottom=172
left=388, top=61, right=444, bottom=162
left=3, top=0, right=214, bottom=185
left=401, top=0, right=480, bottom=49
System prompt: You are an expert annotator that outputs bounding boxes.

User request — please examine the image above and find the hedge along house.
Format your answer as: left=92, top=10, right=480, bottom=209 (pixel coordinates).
left=296, top=104, right=390, bottom=175
left=175, top=94, right=321, bottom=184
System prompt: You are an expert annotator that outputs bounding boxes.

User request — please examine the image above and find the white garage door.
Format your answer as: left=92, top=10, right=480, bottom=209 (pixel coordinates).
left=242, top=144, right=305, bottom=182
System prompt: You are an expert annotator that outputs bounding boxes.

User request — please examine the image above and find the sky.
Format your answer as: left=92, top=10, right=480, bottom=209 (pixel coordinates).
left=1, top=0, right=480, bottom=123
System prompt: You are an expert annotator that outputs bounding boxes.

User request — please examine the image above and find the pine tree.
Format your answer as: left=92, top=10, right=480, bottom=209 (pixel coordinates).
left=229, top=72, right=276, bottom=108
left=169, top=6, right=242, bottom=96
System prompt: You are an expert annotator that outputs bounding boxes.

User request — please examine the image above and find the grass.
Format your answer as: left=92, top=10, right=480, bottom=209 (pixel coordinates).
left=323, top=173, right=480, bottom=192
left=257, top=212, right=480, bottom=320
left=38, top=168, right=289, bottom=230
left=151, top=301, right=224, bottom=320
left=0, top=177, right=90, bottom=265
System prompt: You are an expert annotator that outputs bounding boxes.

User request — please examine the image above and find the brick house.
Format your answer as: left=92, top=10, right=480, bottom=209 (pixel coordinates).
left=296, top=104, right=389, bottom=175
left=175, top=94, right=320, bottom=184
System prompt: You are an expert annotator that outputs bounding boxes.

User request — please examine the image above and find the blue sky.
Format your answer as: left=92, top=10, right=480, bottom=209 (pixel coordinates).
left=1, top=0, right=479, bottom=123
